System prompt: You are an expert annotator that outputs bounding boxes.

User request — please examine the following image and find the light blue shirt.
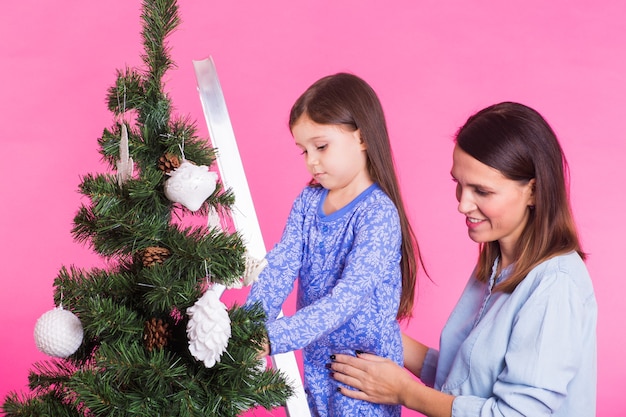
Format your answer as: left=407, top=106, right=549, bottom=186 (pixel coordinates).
left=247, top=184, right=403, bottom=416
left=421, top=252, right=597, bottom=417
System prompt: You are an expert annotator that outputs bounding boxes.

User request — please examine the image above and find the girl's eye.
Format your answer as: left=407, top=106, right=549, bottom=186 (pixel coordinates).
left=316, top=144, right=327, bottom=151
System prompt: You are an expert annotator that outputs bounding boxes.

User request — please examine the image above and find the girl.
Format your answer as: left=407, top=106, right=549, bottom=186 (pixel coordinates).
left=246, top=73, right=421, bottom=416
left=330, top=102, right=597, bottom=417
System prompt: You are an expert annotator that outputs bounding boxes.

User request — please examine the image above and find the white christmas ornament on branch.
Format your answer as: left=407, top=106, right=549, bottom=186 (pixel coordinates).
left=34, top=306, right=84, bottom=358
left=186, top=286, right=231, bottom=368
left=116, top=123, right=134, bottom=186
left=243, top=254, right=267, bottom=286
left=164, top=159, right=218, bottom=211
left=227, top=253, right=268, bottom=289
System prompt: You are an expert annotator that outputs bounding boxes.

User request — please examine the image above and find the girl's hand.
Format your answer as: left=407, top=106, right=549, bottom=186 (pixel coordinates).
left=257, top=341, right=271, bottom=358
left=330, top=352, right=410, bottom=406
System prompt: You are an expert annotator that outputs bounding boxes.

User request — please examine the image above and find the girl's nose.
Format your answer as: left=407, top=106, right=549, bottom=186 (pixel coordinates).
left=306, top=152, right=318, bottom=167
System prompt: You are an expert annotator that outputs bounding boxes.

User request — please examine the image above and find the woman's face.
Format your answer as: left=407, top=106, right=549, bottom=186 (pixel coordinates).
left=451, top=145, right=535, bottom=266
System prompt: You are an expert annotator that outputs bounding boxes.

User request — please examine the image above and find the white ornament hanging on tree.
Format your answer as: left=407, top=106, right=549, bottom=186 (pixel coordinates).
left=34, top=306, right=84, bottom=358
left=243, top=254, right=267, bottom=286
left=116, top=123, right=134, bottom=186
left=164, top=160, right=218, bottom=211
left=207, top=205, right=225, bottom=231
left=186, top=286, right=231, bottom=368
left=226, top=253, right=268, bottom=289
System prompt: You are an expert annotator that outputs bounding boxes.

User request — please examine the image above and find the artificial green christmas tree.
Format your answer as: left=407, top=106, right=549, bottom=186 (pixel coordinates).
left=1, top=0, right=292, bottom=416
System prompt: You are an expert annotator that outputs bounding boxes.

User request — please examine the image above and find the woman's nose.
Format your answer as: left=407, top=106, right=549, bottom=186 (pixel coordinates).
left=456, top=188, right=475, bottom=214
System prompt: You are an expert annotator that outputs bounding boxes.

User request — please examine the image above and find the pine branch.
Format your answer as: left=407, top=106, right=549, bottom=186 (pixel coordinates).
left=27, top=359, right=77, bottom=394
left=140, top=0, right=180, bottom=86
left=1, top=391, right=83, bottom=417
left=105, top=67, right=145, bottom=116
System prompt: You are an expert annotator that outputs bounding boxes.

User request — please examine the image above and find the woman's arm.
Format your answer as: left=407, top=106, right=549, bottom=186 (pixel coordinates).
left=402, top=332, right=429, bottom=378
left=330, top=352, right=454, bottom=417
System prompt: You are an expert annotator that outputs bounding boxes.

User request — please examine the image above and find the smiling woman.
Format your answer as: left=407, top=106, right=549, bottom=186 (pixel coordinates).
left=451, top=144, right=535, bottom=270
left=331, top=102, right=597, bottom=417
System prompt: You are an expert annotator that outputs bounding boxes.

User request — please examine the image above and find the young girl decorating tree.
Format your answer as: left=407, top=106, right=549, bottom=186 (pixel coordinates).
left=246, top=73, right=421, bottom=416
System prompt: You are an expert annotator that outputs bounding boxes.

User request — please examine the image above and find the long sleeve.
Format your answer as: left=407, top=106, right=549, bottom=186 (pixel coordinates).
left=246, top=190, right=307, bottom=321
left=267, top=197, right=401, bottom=354
left=435, top=253, right=597, bottom=417
left=247, top=185, right=404, bottom=416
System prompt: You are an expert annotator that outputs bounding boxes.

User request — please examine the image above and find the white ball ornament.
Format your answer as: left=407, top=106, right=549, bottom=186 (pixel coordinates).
left=164, top=160, right=218, bottom=211
left=34, top=307, right=84, bottom=358
left=186, top=287, right=231, bottom=368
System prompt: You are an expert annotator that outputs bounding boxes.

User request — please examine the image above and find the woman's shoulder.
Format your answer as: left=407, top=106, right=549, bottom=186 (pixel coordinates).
left=521, top=252, right=595, bottom=303
left=532, top=252, right=589, bottom=281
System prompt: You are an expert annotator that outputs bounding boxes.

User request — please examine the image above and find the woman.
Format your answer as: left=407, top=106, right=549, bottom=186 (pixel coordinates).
left=330, top=102, right=597, bottom=417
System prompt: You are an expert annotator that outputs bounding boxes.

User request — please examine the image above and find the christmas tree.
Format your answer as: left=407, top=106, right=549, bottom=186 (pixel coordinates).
left=1, top=0, right=292, bottom=416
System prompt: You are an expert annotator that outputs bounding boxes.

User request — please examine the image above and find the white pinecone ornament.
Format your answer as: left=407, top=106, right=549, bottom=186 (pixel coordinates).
left=164, top=159, right=218, bottom=211
left=34, top=306, right=84, bottom=358
left=186, top=287, right=231, bottom=368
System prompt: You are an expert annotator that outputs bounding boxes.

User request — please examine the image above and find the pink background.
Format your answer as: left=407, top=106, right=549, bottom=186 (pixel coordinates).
left=1, top=1, right=623, bottom=415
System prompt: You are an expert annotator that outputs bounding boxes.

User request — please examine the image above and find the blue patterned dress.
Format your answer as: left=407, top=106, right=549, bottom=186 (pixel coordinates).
left=246, top=183, right=403, bottom=416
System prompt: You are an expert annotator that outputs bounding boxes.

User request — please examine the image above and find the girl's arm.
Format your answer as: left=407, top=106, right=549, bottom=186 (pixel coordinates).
left=246, top=191, right=307, bottom=321
left=265, top=198, right=401, bottom=354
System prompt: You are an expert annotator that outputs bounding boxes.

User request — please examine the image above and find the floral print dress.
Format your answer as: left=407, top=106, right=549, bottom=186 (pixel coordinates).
left=247, top=183, right=403, bottom=416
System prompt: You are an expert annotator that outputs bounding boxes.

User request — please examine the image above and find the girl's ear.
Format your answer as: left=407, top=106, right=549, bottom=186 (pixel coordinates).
left=355, top=129, right=366, bottom=150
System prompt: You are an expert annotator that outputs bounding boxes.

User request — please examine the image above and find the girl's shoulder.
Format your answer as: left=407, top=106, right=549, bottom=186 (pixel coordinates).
left=294, top=185, right=325, bottom=205
left=363, top=185, right=398, bottom=214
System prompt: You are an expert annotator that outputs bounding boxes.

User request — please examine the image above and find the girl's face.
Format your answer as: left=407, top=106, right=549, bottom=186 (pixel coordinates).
left=451, top=145, right=535, bottom=266
left=292, top=115, right=371, bottom=196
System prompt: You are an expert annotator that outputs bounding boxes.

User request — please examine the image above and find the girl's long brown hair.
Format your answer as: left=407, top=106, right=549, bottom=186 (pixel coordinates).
left=289, top=73, right=422, bottom=320
left=456, top=102, right=585, bottom=292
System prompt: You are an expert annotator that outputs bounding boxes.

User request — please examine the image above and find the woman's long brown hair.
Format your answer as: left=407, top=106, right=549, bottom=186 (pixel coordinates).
left=456, top=102, right=585, bottom=292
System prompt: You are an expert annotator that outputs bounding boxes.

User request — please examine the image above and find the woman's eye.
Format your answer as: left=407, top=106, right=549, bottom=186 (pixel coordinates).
left=475, top=189, right=490, bottom=196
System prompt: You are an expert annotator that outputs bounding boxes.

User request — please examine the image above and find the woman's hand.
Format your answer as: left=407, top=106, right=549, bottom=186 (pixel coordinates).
left=330, top=351, right=455, bottom=417
left=330, top=352, right=411, bottom=406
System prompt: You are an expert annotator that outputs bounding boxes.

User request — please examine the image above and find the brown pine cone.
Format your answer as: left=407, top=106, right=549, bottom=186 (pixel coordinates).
left=158, top=152, right=181, bottom=173
left=141, top=246, right=171, bottom=267
left=143, top=317, right=172, bottom=351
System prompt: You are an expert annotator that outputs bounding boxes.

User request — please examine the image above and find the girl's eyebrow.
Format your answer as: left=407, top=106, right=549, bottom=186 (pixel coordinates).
left=294, top=135, right=325, bottom=147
